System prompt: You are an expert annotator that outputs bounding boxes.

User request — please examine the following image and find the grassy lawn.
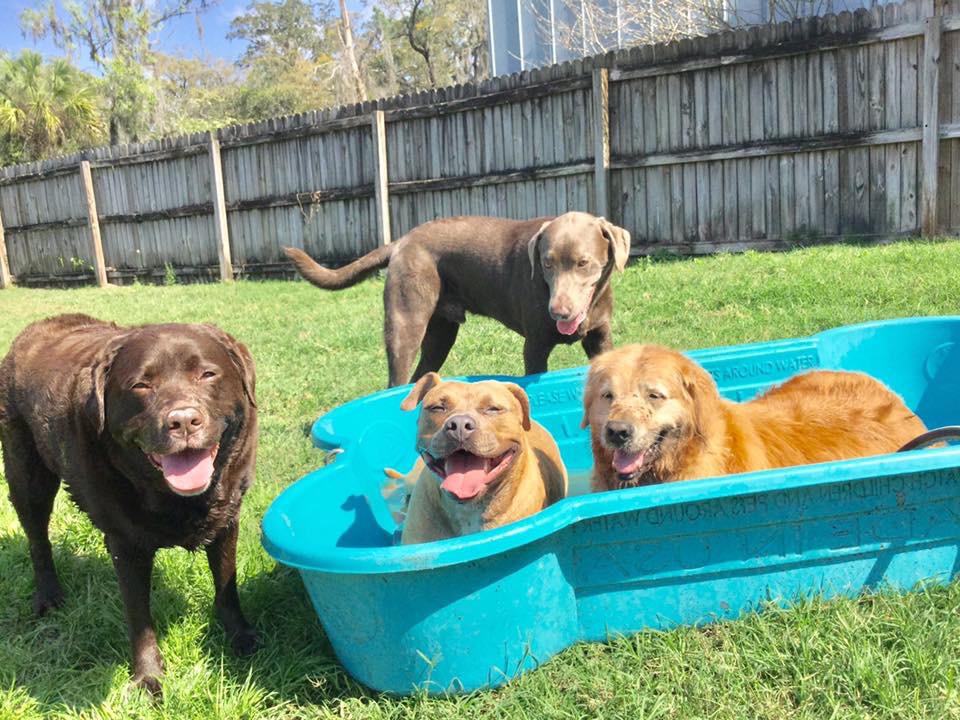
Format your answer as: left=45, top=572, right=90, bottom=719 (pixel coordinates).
left=1, top=239, right=960, bottom=719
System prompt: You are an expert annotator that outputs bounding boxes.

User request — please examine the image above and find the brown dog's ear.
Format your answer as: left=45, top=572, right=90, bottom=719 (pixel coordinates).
left=202, top=324, right=257, bottom=409
left=599, top=219, right=631, bottom=272
left=526, top=220, right=553, bottom=279
left=400, top=372, right=442, bottom=411
left=503, top=383, right=532, bottom=431
left=84, top=335, right=127, bottom=435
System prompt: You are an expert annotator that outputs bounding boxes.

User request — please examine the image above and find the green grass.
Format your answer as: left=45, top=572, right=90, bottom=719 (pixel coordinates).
left=1, top=239, right=960, bottom=719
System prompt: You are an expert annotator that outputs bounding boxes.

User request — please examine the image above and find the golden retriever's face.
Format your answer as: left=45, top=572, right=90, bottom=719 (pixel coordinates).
left=583, top=345, right=706, bottom=489
left=401, top=374, right=532, bottom=503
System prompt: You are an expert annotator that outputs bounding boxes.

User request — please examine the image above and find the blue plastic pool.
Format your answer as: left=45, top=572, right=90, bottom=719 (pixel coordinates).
left=262, top=317, right=960, bottom=694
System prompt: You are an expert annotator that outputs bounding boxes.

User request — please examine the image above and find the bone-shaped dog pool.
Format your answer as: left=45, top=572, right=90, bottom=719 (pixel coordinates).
left=262, top=316, right=960, bottom=694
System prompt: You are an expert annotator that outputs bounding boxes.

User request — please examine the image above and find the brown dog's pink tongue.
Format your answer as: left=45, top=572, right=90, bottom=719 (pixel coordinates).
left=157, top=448, right=215, bottom=495
left=556, top=307, right=588, bottom=336
left=441, top=452, right=489, bottom=501
left=613, top=449, right=646, bottom=475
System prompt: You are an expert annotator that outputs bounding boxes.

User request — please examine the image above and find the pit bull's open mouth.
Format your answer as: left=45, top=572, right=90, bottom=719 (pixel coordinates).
left=147, top=444, right=219, bottom=497
left=421, top=446, right=518, bottom=502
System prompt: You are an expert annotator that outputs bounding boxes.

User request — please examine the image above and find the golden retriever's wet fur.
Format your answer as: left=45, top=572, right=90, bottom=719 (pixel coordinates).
left=582, top=344, right=927, bottom=492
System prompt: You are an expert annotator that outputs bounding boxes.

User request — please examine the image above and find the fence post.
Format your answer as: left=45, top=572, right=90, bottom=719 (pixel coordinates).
left=371, top=110, right=392, bottom=246
left=919, top=15, right=942, bottom=237
left=207, top=131, right=235, bottom=281
left=0, top=208, right=11, bottom=288
left=592, top=68, right=611, bottom=219
left=79, top=160, right=109, bottom=288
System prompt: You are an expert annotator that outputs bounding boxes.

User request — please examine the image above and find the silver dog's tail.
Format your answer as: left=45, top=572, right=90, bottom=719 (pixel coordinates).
left=283, top=244, right=395, bottom=291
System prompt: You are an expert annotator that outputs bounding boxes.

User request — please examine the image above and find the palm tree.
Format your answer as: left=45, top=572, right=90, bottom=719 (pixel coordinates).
left=0, top=51, right=105, bottom=165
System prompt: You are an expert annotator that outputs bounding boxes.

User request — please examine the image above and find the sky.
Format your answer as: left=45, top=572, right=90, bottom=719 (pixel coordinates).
left=0, top=0, right=364, bottom=72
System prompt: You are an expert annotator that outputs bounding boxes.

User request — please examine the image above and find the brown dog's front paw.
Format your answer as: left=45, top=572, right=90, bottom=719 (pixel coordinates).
left=229, top=626, right=260, bottom=656
left=32, top=585, right=65, bottom=616
left=131, top=669, right=163, bottom=697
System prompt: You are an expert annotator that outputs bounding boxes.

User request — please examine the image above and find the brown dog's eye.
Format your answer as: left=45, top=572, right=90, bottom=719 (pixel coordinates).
left=201, top=370, right=217, bottom=380
left=132, top=381, right=150, bottom=391
left=577, top=258, right=590, bottom=268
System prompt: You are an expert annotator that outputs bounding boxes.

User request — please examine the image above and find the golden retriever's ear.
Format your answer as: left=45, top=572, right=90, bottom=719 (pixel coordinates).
left=527, top=220, right=553, bottom=279
left=599, top=219, right=631, bottom=272
left=400, top=372, right=442, bottom=411
left=580, top=371, right=596, bottom=429
left=680, top=358, right=718, bottom=438
left=202, top=325, right=257, bottom=408
left=503, top=383, right=532, bottom=431
left=83, top=335, right=127, bottom=435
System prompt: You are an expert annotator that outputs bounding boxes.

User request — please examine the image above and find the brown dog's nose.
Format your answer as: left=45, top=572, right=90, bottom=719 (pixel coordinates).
left=444, top=414, right=476, bottom=443
left=605, top=421, right=633, bottom=447
left=166, top=406, right=204, bottom=435
left=549, top=300, right=572, bottom=318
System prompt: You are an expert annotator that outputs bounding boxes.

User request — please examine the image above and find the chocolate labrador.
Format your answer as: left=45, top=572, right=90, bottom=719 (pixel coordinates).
left=397, top=373, right=567, bottom=543
left=0, top=314, right=259, bottom=695
left=284, top=211, right=631, bottom=387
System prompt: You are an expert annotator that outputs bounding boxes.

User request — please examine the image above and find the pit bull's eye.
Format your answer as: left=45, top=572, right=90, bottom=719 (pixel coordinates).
left=427, top=404, right=445, bottom=413
left=201, top=370, right=217, bottom=380
left=484, top=406, right=503, bottom=415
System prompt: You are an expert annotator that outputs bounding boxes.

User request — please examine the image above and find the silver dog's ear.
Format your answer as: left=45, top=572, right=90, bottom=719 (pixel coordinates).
left=84, top=335, right=127, bottom=435
left=527, top=220, right=553, bottom=279
left=201, top=324, right=257, bottom=409
left=400, top=372, right=442, bottom=411
left=503, top=383, right=532, bottom=431
left=599, top=219, right=631, bottom=272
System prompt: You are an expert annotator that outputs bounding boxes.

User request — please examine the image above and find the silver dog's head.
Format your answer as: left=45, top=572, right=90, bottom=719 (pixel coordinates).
left=527, top=212, right=631, bottom=336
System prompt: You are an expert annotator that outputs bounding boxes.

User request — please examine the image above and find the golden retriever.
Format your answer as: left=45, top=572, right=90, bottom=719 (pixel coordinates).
left=582, top=344, right=927, bottom=491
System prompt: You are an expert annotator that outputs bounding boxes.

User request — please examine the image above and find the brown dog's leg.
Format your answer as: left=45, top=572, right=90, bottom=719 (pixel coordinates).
left=205, top=523, right=259, bottom=656
left=1, top=421, right=64, bottom=615
left=410, top=315, right=460, bottom=383
left=523, top=337, right=554, bottom=375
left=581, top=325, right=613, bottom=359
left=106, top=537, right=164, bottom=695
left=383, top=256, right=442, bottom=387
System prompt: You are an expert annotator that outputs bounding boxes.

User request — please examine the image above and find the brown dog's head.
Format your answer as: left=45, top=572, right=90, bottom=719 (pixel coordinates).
left=582, top=344, right=716, bottom=490
left=88, top=324, right=256, bottom=498
left=400, top=374, right=531, bottom=503
left=527, top=212, right=631, bottom=336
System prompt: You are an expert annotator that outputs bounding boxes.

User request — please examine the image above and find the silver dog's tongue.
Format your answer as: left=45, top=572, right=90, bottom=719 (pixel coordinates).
left=441, top=452, right=489, bottom=501
left=156, top=448, right=215, bottom=496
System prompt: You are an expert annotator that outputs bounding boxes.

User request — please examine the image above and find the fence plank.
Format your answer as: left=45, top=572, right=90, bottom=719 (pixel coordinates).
left=920, top=15, right=943, bottom=235
left=592, top=69, right=610, bottom=219
left=207, top=132, right=234, bottom=281
left=0, top=209, right=11, bottom=287
left=78, top=161, right=108, bottom=287
left=371, top=110, right=392, bottom=245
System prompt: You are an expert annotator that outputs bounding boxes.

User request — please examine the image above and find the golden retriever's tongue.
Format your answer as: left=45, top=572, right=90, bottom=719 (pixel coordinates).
left=613, top=449, right=646, bottom=475
left=157, top=448, right=214, bottom=495
left=441, top=452, right=489, bottom=501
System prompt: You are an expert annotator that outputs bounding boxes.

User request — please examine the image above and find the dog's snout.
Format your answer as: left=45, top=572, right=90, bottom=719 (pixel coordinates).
left=604, top=421, right=634, bottom=447
left=444, top=414, right=476, bottom=442
left=166, top=406, right=204, bottom=435
left=549, top=300, right=572, bottom=318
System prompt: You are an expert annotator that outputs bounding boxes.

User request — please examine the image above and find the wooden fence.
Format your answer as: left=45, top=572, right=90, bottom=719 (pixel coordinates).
left=0, top=0, right=958, bottom=286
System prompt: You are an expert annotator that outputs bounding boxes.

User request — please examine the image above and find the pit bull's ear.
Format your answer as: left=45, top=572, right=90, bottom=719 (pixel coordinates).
left=400, top=372, right=442, bottom=411
left=599, top=219, right=631, bottom=272
left=202, top=325, right=257, bottom=409
left=527, top=220, right=552, bottom=279
left=84, top=336, right=126, bottom=435
left=503, top=383, right=532, bottom=431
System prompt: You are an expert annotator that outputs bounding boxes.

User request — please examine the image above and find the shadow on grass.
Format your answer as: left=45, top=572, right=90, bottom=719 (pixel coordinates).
left=0, top=531, right=189, bottom=713
left=197, top=562, right=382, bottom=706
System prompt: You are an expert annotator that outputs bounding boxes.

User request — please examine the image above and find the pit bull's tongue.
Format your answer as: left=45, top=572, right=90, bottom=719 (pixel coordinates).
left=441, top=452, right=489, bottom=501
left=556, top=307, right=588, bottom=336
left=613, top=449, right=646, bottom=475
left=156, top=448, right=215, bottom=496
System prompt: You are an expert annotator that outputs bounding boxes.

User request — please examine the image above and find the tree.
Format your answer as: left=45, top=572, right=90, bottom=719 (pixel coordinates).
left=0, top=51, right=104, bottom=165
left=21, top=0, right=214, bottom=144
